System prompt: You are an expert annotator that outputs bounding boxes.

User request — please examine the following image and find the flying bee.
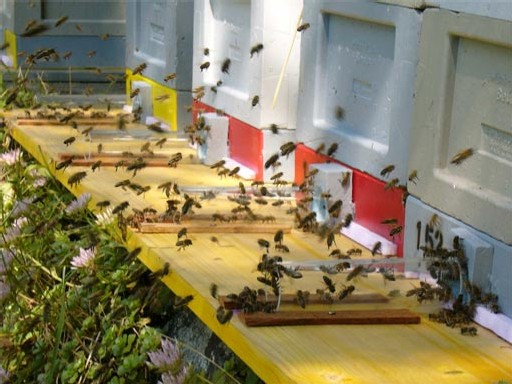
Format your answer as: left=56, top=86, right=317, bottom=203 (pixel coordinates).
left=327, top=143, right=338, bottom=157
left=130, top=88, right=140, bottom=98
left=371, top=241, right=382, bottom=256
left=274, top=229, right=284, bottom=245
left=0, top=42, right=10, bottom=50
left=381, top=218, right=398, bottom=225
left=200, top=61, right=210, bottom=71
left=203, top=47, right=210, bottom=56
left=408, top=170, right=418, bottom=184
left=238, top=181, right=246, bottom=195
left=315, top=143, right=325, bottom=154
left=257, top=238, right=270, bottom=251
left=126, top=158, right=147, bottom=177
left=323, top=275, right=336, bottom=293
left=380, top=165, right=395, bottom=178
left=460, top=326, right=477, bottom=336
left=221, top=58, right=231, bottom=74
left=210, top=283, right=218, bottom=299
left=228, top=167, right=240, bottom=177
left=91, top=160, right=102, bottom=172
left=389, top=225, right=403, bottom=237
left=174, top=294, right=194, bottom=308
left=155, top=94, right=171, bottom=102
left=68, top=171, right=87, bottom=188
left=379, top=267, right=396, bottom=282
left=63, top=136, right=76, bottom=146
left=384, top=178, right=400, bottom=190
left=140, top=141, right=151, bottom=153
left=328, top=200, right=343, bottom=217
left=342, top=213, right=353, bottom=228
left=62, top=51, right=72, bottom=60
left=296, top=290, right=309, bottom=309
left=251, top=95, right=260, bottom=107
left=168, top=152, right=183, bottom=168
left=164, top=72, right=177, bottom=82
left=100, top=33, right=110, bottom=40
left=177, top=227, right=188, bottom=239
left=280, top=141, right=297, bottom=157
left=75, top=24, right=83, bottom=32
left=54, top=16, right=69, bottom=27
left=155, top=138, right=167, bottom=148
left=21, top=23, right=49, bottom=37
left=346, top=265, right=365, bottom=282
left=340, top=172, right=351, bottom=188
left=87, top=50, right=96, bottom=58
left=326, top=232, right=336, bottom=249
left=216, top=306, right=233, bottom=325
left=265, top=153, right=280, bottom=169
left=55, top=157, right=74, bottom=171
left=96, top=200, right=110, bottom=210
left=338, top=285, right=355, bottom=301
left=297, top=23, right=310, bottom=32
left=132, top=62, right=147, bottom=76
left=81, top=126, right=94, bottom=136
left=271, top=172, right=284, bottom=181
left=450, top=148, right=474, bottom=165
left=250, top=43, right=264, bottom=58
left=112, top=201, right=129, bottom=214
left=114, top=160, right=127, bottom=172
left=335, top=106, right=345, bottom=120
left=429, top=214, right=440, bottom=228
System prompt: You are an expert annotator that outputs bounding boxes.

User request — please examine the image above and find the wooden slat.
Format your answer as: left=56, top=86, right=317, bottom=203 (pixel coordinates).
left=241, top=309, right=421, bottom=327
left=138, top=222, right=292, bottom=234
left=220, top=293, right=389, bottom=309
left=16, top=118, right=116, bottom=126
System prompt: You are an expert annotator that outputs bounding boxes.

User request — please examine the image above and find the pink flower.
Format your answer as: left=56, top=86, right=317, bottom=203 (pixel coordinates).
left=65, top=193, right=91, bottom=214
left=0, top=149, right=22, bottom=165
left=148, top=338, right=190, bottom=384
left=70, top=247, right=96, bottom=269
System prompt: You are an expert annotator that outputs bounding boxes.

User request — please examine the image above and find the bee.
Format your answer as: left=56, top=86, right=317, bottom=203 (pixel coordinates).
left=335, top=106, right=345, bottom=120
left=389, top=225, right=403, bottom=237
left=203, top=47, right=210, bottom=56
left=91, top=160, right=102, bottom=172
left=280, top=141, right=297, bottom=157
left=450, top=148, right=474, bottom=165
left=238, top=181, right=246, bottom=195
left=100, top=33, right=110, bottom=40
left=323, top=275, right=336, bottom=293
left=112, top=201, right=129, bottom=214
left=346, top=265, right=364, bottom=281
left=257, top=239, right=270, bottom=250
left=381, top=218, right=398, bottom=225
left=460, top=326, right=477, bottom=336
left=315, top=143, right=325, bottom=154
left=126, top=158, right=147, bottom=177
left=155, top=138, right=167, bottom=148
left=209, top=160, right=226, bottom=170
left=429, top=214, right=440, bottom=228
left=338, top=285, right=355, bottom=301
left=174, top=294, right=194, bottom=308
left=250, top=43, right=264, bottom=58
left=21, top=23, right=49, bottom=37
left=271, top=172, right=284, bottom=181
left=296, top=290, right=309, bottom=309
left=269, top=124, right=279, bottom=134
left=164, top=72, right=177, bottom=82
left=272, top=200, right=284, bottom=207
left=210, top=283, right=218, bottom=299
left=384, top=178, right=400, bottom=190
left=155, top=94, right=171, bottom=102
left=177, top=227, right=188, bottom=239
left=210, top=86, right=218, bottom=94
left=167, top=152, right=183, bottom=168
left=63, top=51, right=72, bottom=60
left=176, top=239, right=193, bottom=251
left=87, top=50, right=96, bottom=58
left=379, top=267, right=396, bottom=282
left=251, top=95, right=260, bottom=107
left=275, top=244, right=290, bottom=253
left=55, top=157, right=74, bottom=171
left=328, top=200, right=343, bottom=216
left=408, top=170, right=418, bottom=184
left=380, top=165, right=395, bottom=178
left=75, top=24, right=83, bottom=32
left=54, top=16, right=68, bottom=27
left=0, top=42, right=10, bottom=50
left=371, top=241, right=382, bottom=256
left=68, top=171, right=87, bottom=188
left=327, top=143, right=338, bottom=157
left=130, top=88, right=140, bottom=98
left=221, top=58, right=231, bottom=74
left=264, top=153, right=280, bottom=169
left=297, top=23, right=310, bottom=32
left=342, top=213, right=353, bottom=228
left=254, top=197, right=268, bottom=205
left=346, top=248, right=362, bottom=256
left=274, top=229, right=284, bottom=245
left=140, top=141, right=151, bottom=153
left=114, top=160, right=127, bottom=172
left=228, top=167, right=240, bottom=177
left=132, top=62, right=147, bottom=76
left=96, top=200, right=110, bottom=210
left=63, top=136, right=76, bottom=146
left=216, top=306, right=233, bottom=325
left=199, top=61, right=210, bottom=71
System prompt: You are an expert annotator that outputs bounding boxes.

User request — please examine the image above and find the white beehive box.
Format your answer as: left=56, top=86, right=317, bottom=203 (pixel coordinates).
left=296, top=0, right=422, bottom=182
left=404, top=197, right=512, bottom=320
left=192, top=0, right=302, bottom=129
left=407, top=9, right=512, bottom=245
left=126, top=0, right=194, bottom=90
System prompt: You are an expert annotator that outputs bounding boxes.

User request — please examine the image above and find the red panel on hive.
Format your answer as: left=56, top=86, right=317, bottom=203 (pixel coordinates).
left=192, top=101, right=215, bottom=123
left=228, top=116, right=263, bottom=181
left=295, top=144, right=405, bottom=256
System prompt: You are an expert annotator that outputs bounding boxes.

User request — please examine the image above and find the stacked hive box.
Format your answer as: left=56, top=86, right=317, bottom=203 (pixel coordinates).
left=125, top=0, right=194, bottom=131
left=192, top=0, right=303, bottom=181
left=0, top=0, right=125, bottom=81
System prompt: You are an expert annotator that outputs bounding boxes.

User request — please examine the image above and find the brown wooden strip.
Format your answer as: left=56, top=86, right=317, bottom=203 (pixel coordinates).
left=138, top=222, right=292, bottom=234
left=241, top=309, right=421, bottom=327
left=17, top=118, right=116, bottom=126
left=59, top=152, right=168, bottom=160
left=220, top=293, right=389, bottom=310
left=58, top=157, right=170, bottom=167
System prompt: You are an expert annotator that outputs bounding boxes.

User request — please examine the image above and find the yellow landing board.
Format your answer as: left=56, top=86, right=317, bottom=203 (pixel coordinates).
left=8, top=113, right=512, bottom=384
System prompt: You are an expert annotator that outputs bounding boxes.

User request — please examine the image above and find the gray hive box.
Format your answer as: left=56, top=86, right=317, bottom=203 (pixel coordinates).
left=407, top=9, right=512, bottom=245
left=296, top=0, right=422, bottom=182
left=126, top=0, right=194, bottom=91
left=1, top=0, right=125, bottom=73
left=192, top=0, right=302, bottom=129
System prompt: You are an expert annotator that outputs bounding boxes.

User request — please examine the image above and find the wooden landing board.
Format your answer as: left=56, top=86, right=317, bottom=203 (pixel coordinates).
left=138, top=222, right=292, bottom=234
left=220, top=293, right=389, bottom=310
left=58, top=152, right=194, bottom=167
left=16, top=118, right=117, bottom=126
left=241, top=309, right=421, bottom=327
